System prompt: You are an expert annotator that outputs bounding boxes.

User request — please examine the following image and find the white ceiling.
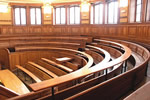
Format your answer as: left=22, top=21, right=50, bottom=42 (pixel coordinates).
left=0, top=0, right=82, bottom=3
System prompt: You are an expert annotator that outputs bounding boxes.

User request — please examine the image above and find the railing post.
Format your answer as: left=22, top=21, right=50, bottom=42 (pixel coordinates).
left=52, top=87, right=55, bottom=100
left=0, top=63, right=1, bottom=70
left=145, top=63, right=149, bottom=76
left=105, top=69, right=108, bottom=80
left=124, top=60, right=127, bottom=72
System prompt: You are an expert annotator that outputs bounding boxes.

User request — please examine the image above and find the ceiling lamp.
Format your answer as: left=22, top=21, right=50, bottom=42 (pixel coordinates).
left=43, top=0, right=53, bottom=14
left=119, top=0, right=128, bottom=7
left=81, top=0, right=90, bottom=12
left=0, top=2, right=9, bottom=13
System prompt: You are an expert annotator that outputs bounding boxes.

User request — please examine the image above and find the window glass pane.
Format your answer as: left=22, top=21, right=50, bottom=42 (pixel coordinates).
left=137, top=0, right=142, bottom=4
left=136, top=5, right=141, bottom=13
left=61, top=8, right=65, bottom=24
left=70, top=7, right=75, bottom=24
left=108, top=2, right=114, bottom=24
left=75, top=7, right=80, bottom=24
left=56, top=8, right=60, bottom=24
left=146, top=0, right=150, bottom=21
left=15, top=8, right=20, bottom=25
left=21, top=8, right=26, bottom=25
left=114, top=2, right=118, bottom=24
left=136, top=13, right=141, bottom=22
left=53, top=8, right=55, bottom=25
left=30, top=8, right=36, bottom=24
left=99, top=4, right=103, bottom=24
left=90, top=5, right=93, bottom=24
left=108, top=1, right=118, bottom=24
left=105, top=4, right=107, bottom=24
left=36, top=8, right=41, bottom=25
left=95, top=5, right=99, bottom=24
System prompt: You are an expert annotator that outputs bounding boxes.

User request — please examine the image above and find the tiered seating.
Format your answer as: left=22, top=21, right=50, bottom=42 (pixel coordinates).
left=0, top=35, right=149, bottom=100
left=0, top=35, right=91, bottom=49
left=64, top=39, right=149, bottom=100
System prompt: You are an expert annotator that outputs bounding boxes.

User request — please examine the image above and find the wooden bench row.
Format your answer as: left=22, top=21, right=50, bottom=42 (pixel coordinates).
left=63, top=39, right=149, bottom=100
left=0, top=36, right=92, bottom=49
left=2, top=38, right=149, bottom=100
left=16, top=57, right=74, bottom=83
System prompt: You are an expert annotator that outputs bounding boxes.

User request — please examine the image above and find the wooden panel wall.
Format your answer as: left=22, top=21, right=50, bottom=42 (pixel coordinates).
left=0, top=7, right=12, bottom=25
left=0, top=24, right=150, bottom=45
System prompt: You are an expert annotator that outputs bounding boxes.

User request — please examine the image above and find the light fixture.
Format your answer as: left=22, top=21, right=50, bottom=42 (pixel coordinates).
left=43, top=4, right=53, bottom=14
left=81, top=0, right=90, bottom=12
left=43, top=0, right=53, bottom=14
left=119, top=0, right=128, bottom=7
left=0, top=2, right=9, bottom=13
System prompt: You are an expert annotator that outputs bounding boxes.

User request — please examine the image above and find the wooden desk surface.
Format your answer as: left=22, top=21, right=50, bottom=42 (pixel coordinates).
left=56, top=57, right=73, bottom=62
left=0, top=69, right=30, bottom=95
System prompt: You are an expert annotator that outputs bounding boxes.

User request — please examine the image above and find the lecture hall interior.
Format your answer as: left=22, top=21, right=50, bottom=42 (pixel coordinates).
left=0, top=0, right=150, bottom=99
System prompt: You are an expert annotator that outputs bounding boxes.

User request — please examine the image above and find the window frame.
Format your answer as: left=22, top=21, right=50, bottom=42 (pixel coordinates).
left=30, top=7, right=42, bottom=25
left=129, top=0, right=143, bottom=23
left=54, top=6, right=66, bottom=25
left=106, top=0, right=119, bottom=24
left=13, top=6, right=27, bottom=26
left=69, top=5, right=80, bottom=25
left=135, top=0, right=142, bottom=22
left=90, top=2, right=104, bottom=24
left=146, top=0, right=150, bottom=22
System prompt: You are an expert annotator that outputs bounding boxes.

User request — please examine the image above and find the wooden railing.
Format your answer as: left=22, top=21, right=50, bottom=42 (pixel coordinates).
left=0, top=37, right=149, bottom=100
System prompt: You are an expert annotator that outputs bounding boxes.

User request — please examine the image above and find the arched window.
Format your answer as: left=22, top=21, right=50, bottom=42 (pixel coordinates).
left=90, top=3, right=104, bottom=24
left=69, top=5, right=80, bottom=24
left=107, top=0, right=118, bottom=24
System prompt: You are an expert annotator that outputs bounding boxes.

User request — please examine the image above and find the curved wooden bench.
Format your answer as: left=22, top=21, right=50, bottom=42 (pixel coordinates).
left=97, top=38, right=148, bottom=67
left=85, top=49, right=104, bottom=64
left=41, top=58, right=73, bottom=73
left=28, top=61, right=58, bottom=78
left=86, top=45, right=111, bottom=66
left=36, top=60, right=67, bottom=76
left=28, top=41, right=130, bottom=91
left=14, top=42, right=82, bottom=51
left=51, top=57, right=79, bottom=71
left=16, top=65, right=42, bottom=83
left=25, top=63, right=52, bottom=81
left=1, top=39, right=135, bottom=100
left=91, top=43, right=122, bottom=59
left=0, top=36, right=91, bottom=49
left=63, top=62, right=80, bottom=71
left=63, top=39, right=149, bottom=100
